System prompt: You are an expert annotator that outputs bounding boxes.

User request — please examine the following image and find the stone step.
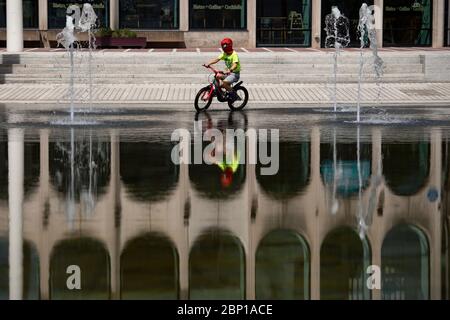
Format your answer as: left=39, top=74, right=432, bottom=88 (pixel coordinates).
left=0, top=53, right=424, bottom=65
left=0, top=73, right=425, bottom=84
left=0, top=63, right=423, bottom=74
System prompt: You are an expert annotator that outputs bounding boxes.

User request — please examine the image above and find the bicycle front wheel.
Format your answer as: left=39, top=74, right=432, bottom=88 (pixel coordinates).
left=195, top=86, right=213, bottom=112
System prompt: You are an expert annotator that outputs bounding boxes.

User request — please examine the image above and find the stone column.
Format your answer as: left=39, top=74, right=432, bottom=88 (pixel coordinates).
left=180, top=0, right=189, bottom=32
left=8, top=128, right=24, bottom=300
left=38, top=0, right=48, bottom=30
left=374, top=0, right=384, bottom=48
left=247, top=0, right=257, bottom=48
left=311, top=0, right=321, bottom=48
left=6, top=0, right=23, bottom=52
left=433, top=0, right=445, bottom=48
left=110, top=0, right=119, bottom=30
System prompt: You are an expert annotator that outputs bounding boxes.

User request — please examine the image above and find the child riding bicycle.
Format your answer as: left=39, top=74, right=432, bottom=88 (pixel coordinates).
left=205, top=38, right=241, bottom=102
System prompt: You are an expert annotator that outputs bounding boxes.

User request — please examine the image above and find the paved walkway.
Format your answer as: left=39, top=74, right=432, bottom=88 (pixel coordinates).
left=1, top=82, right=450, bottom=106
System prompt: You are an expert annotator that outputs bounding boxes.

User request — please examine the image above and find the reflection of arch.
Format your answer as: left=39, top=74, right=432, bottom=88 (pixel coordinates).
left=120, top=142, right=179, bottom=202
left=257, top=142, right=310, bottom=199
left=383, top=143, right=430, bottom=196
left=50, top=237, right=110, bottom=299
left=320, top=227, right=371, bottom=300
left=121, top=233, right=179, bottom=299
left=189, top=229, right=245, bottom=300
left=0, top=237, right=40, bottom=300
left=256, top=229, right=310, bottom=299
left=320, top=143, right=372, bottom=198
left=0, top=139, right=40, bottom=201
left=381, top=224, right=429, bottom=300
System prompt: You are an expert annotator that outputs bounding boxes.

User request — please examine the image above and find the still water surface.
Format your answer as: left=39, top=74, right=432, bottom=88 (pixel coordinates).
left=0, top=106, right=450, bottom=300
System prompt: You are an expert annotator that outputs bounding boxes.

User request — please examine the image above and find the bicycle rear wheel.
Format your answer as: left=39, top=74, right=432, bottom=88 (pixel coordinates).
left=228, top=86, right=249, bottom=111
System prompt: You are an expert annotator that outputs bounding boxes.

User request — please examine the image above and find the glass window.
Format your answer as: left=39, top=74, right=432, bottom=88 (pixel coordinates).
left=190, top=0, right=247, bottom=30
left=383, top=0, right=432, bottom=46
left=0, top=0, right=38, bottom=28
left=446, top=0, right=449, bottom=46
left=257, top=0, right=311, bottom=47
left=321, top=0, right=374, bottom=48
left=119, top=0, right=179, bottom=29
left=48, top=0, right=109, bottom=29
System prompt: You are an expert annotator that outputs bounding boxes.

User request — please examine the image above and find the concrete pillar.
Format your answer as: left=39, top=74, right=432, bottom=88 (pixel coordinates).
left=110, top=0, right=119, bottom=30
left=6, top=0, right=23, bottom=52
left=8, top=128, right=24, bottom=300
left=374, top=0, right=384, bottom=48
left=311, top=0, right=321, bottom=48
left=180, top=0, right=189, bottom=32
left=433, top=0, right=445, bottom=48
left=38, top=0, right=48, bottom=30
left=247, top=0, right=257, bottom=48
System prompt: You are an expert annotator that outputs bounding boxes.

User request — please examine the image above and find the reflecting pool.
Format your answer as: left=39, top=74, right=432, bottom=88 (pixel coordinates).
left=1, top=105, right=450, bottom=300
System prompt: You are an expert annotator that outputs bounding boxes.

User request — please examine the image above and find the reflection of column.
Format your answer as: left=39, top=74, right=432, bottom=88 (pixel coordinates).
left=39, top=130, right=50, bottom=300
left=180, top=162, right=189, bottom=299
left=110, top=0, right=119, bottom=30
left=6, top=0, right=23, bottom=52
left=430, top=129, right=442, bottom=299
left=110, top=131, right=121, bottom=300
left=180, top=0, right=189, bottom=32
left=371, top=129, right=382, bottom=300
left=310, top=127, right=320, bottom=300
left=311, top=0, right=321, bottom=48
left=432, top=0, right=445, bottom=48
left=247, top=0, right=256, bottom=48
left=246, top=137, right=257, bottom=299
left=374, top=0, right=383, bottom=48
left=8, top=128, right=24, bottom=300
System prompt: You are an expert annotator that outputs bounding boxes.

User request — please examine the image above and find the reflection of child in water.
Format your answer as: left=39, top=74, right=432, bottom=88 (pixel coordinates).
left=203, top=119, right=240, bottom=188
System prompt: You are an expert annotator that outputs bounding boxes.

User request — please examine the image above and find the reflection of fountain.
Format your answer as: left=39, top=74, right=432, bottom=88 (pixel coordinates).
left=324, top=6, right=350, bottom=112
left=356, top=4, right=385, bottom=122
left=51, top=132, right=110, bottom=228
left=56, top=4, right=97, bottom=121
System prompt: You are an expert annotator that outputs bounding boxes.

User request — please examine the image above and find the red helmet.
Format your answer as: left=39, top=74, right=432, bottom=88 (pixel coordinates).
left=221, top=38, right=234, bottom=54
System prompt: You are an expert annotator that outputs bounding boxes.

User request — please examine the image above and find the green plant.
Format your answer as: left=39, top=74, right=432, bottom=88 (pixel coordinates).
left=95, top=27, right=112, bottom=37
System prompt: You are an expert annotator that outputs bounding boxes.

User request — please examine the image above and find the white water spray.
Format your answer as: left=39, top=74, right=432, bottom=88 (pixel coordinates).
left=324, top=6, right=350, bottom=112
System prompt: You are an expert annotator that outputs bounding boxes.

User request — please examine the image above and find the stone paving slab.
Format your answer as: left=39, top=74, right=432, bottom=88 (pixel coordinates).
left=1, top=82, right=450, bottom=107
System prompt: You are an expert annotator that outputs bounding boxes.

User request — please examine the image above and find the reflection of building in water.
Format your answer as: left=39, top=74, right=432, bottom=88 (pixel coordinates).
left=0, top=126, right=449, bottom=300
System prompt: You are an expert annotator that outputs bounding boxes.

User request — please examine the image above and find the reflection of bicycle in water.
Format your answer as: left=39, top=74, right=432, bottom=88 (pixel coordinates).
left=194, top=65, right=249, bottom=112
left=195, top=111, right=248, bottom=188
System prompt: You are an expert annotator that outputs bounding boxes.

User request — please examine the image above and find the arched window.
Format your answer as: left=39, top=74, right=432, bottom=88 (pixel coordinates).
left=189, top=230, right=245, bottom=299
left=383, top=143, right=430, bottom=196
left=320, top=142, right=372, bottom=198
left=321, top=227, right=371, bottom=300
left=381, top=224, right=429, bottom=300
left=121, top=233, right=179, bottom=299
left=121, top=142, right=179, bottom=202
left=257, top=142, right=310, bottom=199
left=256, top=230, right=310, bottom=299
left=50, top=238, right=110, bottom=299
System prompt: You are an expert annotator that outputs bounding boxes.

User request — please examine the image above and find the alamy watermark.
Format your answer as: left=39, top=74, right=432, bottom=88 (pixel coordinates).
left=170, top=121, right=280, bottom=176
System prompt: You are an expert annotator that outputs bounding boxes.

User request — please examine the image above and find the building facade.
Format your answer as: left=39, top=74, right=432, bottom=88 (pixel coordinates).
left=0, top=0, right=449, bottom=50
